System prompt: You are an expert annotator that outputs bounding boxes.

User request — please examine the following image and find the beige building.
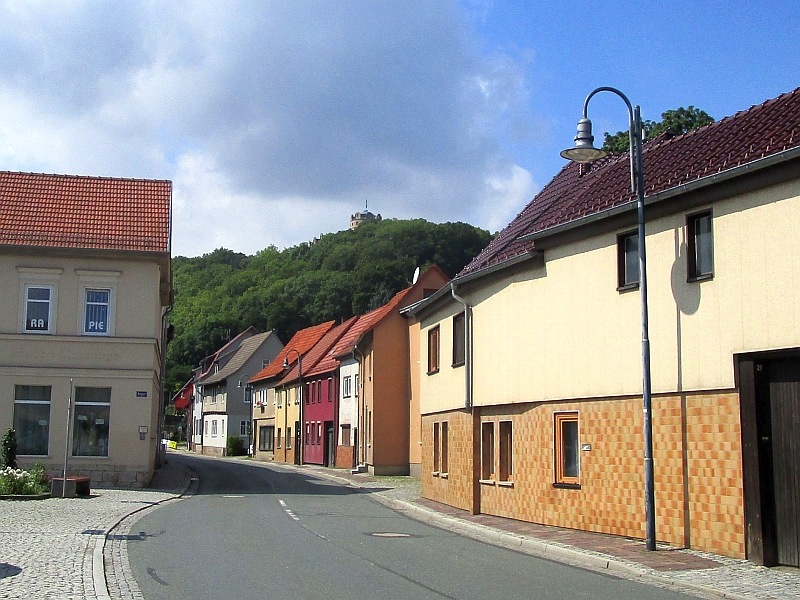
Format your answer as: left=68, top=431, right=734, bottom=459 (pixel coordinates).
left=0, top=171, right=171, bottom=487
left=408, top=89, right=800, bottom=566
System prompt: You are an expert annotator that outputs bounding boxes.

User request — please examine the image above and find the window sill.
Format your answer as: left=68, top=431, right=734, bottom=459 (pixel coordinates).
left=617, top=283, right=639, bottom=293
left=479, top=479, right=496, bottom=486
left=687, top=273, right=713, bottom=283
left=440, top=472, right=448, bottom=479
left=427, top=369, right=440, bottom=376
left=552, top=482, right=581, bottom=490
left=497, top=480, right=514, bottom=488
left=451, top=361, right=465, bottom=368
left=432, top=471, right=439, bottom=477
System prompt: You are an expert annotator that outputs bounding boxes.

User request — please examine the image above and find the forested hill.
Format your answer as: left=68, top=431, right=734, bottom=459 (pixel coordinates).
left=166, top=219, right=493, bottom=393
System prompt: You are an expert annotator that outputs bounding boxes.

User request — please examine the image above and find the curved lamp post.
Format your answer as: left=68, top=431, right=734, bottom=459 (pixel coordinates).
left=561, top=86, right=656, bottom=552
left=283, top=349, right=303, bottom=464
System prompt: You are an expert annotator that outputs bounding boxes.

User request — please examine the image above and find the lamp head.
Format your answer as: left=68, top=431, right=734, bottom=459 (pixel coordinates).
left=283, top=357, right=289, bottom=368
left=560, top=117, right=608, bottom=163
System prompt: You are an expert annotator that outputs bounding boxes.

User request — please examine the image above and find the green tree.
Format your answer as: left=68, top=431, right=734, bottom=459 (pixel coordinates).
left=602, top=106, right=714, bottom=153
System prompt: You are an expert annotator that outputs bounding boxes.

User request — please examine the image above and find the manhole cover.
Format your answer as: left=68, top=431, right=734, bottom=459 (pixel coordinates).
left=371, top=532, right=411, bottom=538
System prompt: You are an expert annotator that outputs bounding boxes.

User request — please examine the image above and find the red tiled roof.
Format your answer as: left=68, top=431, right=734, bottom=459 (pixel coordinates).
left=0, top=171, right=171, bottom=252
left=329, top=287, right=413, bottom=359
left=459, top=88, right=800, bottom=277
left=284, top=317, right=358, bottom=382
left=248, top=321, right=335, bottom=384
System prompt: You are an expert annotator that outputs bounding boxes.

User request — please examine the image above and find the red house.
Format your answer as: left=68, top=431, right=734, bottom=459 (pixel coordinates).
left=301, top=317, right=357, bottom=466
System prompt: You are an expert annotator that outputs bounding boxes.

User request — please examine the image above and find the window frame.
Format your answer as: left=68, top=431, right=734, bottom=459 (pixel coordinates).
left=481, top=421, right=495, bottom=482
left=18, top=267, right=62, bottom=335
left=427, top=326, right=440, bottom=374
left=277, top=427, right=282, bottom=448
left=441, top=421, right=449, bottom=475
left=72, top=387, right=111, bottom=458
left=499, top=420, right=513, bottom=483
left=82, top=288, right=112, bottom=336
left=76, top=270, right=120, bottom=337
left=452, top=312, right=465, bottom=367
left=687, top=210, right=714, bottom=281
left=13, top=385, right=52, bottom=456
left=258, top=425, right=274, bottom=452
left=617, top=231, right=639, bottom=291
left=554, top=412, right=580, bottom=488
left=342, top=375, right=352, bottom=398
left=433, top=422, right=440, bottom=474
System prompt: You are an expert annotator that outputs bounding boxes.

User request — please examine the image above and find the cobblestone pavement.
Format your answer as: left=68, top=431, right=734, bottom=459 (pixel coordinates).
left=0, top=457, right=188, bottom=600
left=2, top=451, right=799, bottom=600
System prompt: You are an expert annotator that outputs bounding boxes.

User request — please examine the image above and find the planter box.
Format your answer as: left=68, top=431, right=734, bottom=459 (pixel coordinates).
left=51, top=476, right=91, bottom=498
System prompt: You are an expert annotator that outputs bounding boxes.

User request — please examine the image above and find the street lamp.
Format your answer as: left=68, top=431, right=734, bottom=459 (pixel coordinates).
left=561, top=86, right=656, bottom=552
left=237, top=377, right=253, bottom=456
left=283, top=349, right=303, bottom=465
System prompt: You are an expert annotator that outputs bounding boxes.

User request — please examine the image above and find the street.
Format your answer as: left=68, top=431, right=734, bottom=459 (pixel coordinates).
left=125, top=453, right=697, bottom=600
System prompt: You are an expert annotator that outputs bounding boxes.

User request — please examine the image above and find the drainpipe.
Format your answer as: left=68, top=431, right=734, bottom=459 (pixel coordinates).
left=451, top=284, right=472, bottom=411
left=354, top=346, right=365, bottom=466
left=157, top=306, right=173, bottom=469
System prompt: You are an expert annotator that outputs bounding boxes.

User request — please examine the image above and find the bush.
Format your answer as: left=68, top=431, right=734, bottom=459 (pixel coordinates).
left=226, top=436, right=246, bottom=456
left=1, top=428, right=17, bottom=469
left=0, top=463, right=49, bottom=495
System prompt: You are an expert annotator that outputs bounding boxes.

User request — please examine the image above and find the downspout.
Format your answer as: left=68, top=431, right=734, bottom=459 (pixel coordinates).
left=451, top=284, right=472, bottom=411
left=354, top=346, right=365, bottom=466
left=157, top=305, right=173, bottom=469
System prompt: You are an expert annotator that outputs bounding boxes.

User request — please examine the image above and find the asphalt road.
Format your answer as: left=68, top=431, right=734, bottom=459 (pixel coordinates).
left=126, top=453, right=698, bottom=600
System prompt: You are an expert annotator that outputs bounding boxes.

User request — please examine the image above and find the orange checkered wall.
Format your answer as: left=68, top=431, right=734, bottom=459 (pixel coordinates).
left=421, top=392, right=745, bottom=558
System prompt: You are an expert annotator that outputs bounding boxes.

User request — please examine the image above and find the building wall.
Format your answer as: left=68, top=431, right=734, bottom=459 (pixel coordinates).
left=337, top=358, right=359, bottom=468
left=422, top=392, right=745, bottom=558
left=274, top=385, right=300, bottom=463
left=0, top=254, right=165, bottom=486
left=407, top=316, right=422, bottom=477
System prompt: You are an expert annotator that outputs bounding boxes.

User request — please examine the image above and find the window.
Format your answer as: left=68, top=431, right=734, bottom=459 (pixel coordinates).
left=240, top=420, right=249, bottom=436
left=24, top=286, right=53, bottom=333
left=433, top=422, right=440, bottom=473
left=343, top=375, right=352, bottom=397
left=452, top=313, right=465, bottom=367
left=259, top=426, right=274, bottom=451
left=555, top=412, right=580, bottom=487
left=427, top=326, right=440, bottom=374
left=354, top=374, right=359, bottom=397
left=204, top=420, right=209, bottom=436
left=211, top=420, right=218, bottom=437
left=83, top=289, right=111, bottom=335
left=221, top=420, right=225, bottom=436
left=318, top=422, right=322, bottom=444
left=441, top=421, right=448, bottom=475
left=277, top=427, right=282, bottom=448
left=481, top=422, right=494, bottom=481
left=688, top=211, right=713, bottom=280
left=277, top=390, right=282, bottom=408
left=328, top=378, right=333, bottom=402
left=499, top=421, right=512, bottom=482
left=72, top=387, right=111, bottom=457
left=286, top=427, right=292, bottom=449
left=306, top=422, right=311, bottom=445
left=341, top=424, right=351, bottom=446
left=14, top=385, right=51, bottom=456
left=617, top=231, right=639, bottom=290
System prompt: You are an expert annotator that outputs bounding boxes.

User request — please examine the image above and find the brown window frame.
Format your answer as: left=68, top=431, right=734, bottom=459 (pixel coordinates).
left=441, top=421, right=449, bottom=475
left=433, top=422, right=440, bottom=474
left=554, top=412, right=580, bottom=488
left=452, top=312, right=465, bottom=367
left=617, top=230, right=639, bottom=291
left=499, top=421, right=512, bottom=482
left=427, top=326, right=440, bottom=374
left=687, top=210, right=713, bottom=281
left=481, top=421, right=495, bottom=481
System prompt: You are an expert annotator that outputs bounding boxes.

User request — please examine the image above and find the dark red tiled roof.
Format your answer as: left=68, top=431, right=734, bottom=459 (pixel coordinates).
left=303, top=317, right=360, bottom=379
left=249, top=321, right=335, bottom=384
left=460, top=88, right=800, bottom=277
left=0, top=171, right=171, bottom=252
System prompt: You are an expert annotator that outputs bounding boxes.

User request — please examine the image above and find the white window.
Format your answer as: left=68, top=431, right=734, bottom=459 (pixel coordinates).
left=83, top=289, right=111, bottom=335
left=24, top=286, right=53, bottom=333
left=204, top=420, right=209, bottom=436
left=212, top=420, right=218, bottom=437
left=240, top=420, right=249, bottom=435
left=76, top=270, right=119, bottom=336
left=342, top=375, right=352, bottom=397
left=354, top=374, right=359, bottom=398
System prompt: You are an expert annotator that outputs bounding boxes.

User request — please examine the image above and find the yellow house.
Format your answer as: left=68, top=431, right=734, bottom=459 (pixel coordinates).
left=408, top=89, right=800, bottom=566
left=0, top=171, right=171, bottom=487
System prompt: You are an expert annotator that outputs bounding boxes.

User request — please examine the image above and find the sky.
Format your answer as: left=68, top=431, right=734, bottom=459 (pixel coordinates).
left=0, top=0, right=797, bottom=258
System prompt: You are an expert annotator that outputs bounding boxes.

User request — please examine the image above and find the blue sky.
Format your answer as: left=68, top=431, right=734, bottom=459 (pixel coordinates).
left=0, top=1, right=796, bottom=257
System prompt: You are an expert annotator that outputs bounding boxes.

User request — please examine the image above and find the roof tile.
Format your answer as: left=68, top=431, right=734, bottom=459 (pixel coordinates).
left=459, top=88, right=800, bottom=277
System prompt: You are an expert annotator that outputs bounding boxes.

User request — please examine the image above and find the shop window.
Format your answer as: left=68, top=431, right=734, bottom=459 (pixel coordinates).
left=73, top=387, right=111, bottom=457
left=13, top=385, right=51, bottom=456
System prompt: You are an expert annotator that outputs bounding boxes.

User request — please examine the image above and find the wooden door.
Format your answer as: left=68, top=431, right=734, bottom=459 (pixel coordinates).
left=767, top=360, right=800, bottom=567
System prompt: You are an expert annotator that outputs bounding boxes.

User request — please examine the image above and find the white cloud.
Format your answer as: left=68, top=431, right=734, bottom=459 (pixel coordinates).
left=0, top=0, right=539, bottom=256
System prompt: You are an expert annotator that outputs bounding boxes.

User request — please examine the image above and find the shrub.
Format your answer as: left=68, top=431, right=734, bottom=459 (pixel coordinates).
left=226, top=436, right=246, bottom=456
left=0, top=463, right=49, bottom=495
left=1, top=428, right=17, bottom=469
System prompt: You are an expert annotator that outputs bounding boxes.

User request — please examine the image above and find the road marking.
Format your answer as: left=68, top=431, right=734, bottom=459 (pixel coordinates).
left=279, top=499, right=299, bottom=521
left=222, top=495, right=245, bottom=498
left=371, top=532, right=411, bottom=538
